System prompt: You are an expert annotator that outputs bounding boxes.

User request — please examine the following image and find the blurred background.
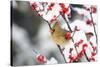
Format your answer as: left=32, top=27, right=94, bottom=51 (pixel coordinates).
left=11, top=1, right=65, bottom=66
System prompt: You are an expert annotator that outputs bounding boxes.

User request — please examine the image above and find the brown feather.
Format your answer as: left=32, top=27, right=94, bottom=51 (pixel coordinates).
left=51, top=22, right=68, bottom=46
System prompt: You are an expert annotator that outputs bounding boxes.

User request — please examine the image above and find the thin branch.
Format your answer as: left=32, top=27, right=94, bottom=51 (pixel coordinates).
left=61, top=14, right=78, bottom=54
left=62, top=15, right=73, bottom=32
left=90, top=12, right=98, bottom=44
left=57, top=45, right=67, bottom=63
left=84, top=52, right=90, bottom=62
left=71, top=30, right=76, bottom=39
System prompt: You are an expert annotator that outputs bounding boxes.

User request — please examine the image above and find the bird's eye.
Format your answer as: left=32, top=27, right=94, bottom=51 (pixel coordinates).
left=50, top=29, right=55, bottom=33
left=51, top=29, right=55, bottom=34
left=53, top=29, right=55, bottom=32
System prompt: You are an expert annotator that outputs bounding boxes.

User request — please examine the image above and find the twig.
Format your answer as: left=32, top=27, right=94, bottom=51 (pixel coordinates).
left=57, top=45, right=67, bottom=63
left=90, top=12, right=98, bottom=44
left=61, top=14, right=78, bottom=54
left=62, top=15, right=73, bottom=32
left=71, top=30, right=76, bottom=38
left=84, top=52, right=90, bottom=62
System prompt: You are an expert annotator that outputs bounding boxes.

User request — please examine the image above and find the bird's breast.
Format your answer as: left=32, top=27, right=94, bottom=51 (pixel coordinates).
left=52, top=30, right=67, bottom=45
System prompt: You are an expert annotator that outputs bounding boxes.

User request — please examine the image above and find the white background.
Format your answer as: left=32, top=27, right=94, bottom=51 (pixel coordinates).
left=0, top=0, right=100, bottom=67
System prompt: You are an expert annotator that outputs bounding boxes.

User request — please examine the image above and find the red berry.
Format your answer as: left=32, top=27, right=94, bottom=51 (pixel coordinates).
left=86, top=19, right=92, bottom=25
left=59, top=3, right=65, bottom=8
left=65, top=32, right=71, bottom=40
left=50, top=15, right=57, bottom=23
left=79, top=39, right=83, bottom=44
left=82, top=43, right=88, bottom=50
left=62, top=7, right=68, bottom=14
left=50, top=18, right=54, bottom=22
left=75, top=39, right=83, bottom=47
left=47, top=7, right=52, bottom=10
left=37, top=14, right=43, bottom=16
left=31, top=2, right=37, bottom=10
left=91, top=6, right=97, bottom=13
left=78, top=49, right=85, bottom=58
left=89, top=57, right=95, bottom=61
left=50, top=3, right=55, bottom=7
left=69, top=55, right=75, bottom=61
left=36, top=54, right=46, bottom=63
left=47, top=3, right=55, bottom=11
left=53, top=15, right=56, bottom=18
left=92, top=46, right=96, bottom=51
left=59, top=3, right=69, bottom=15
left=91, top=52, right=96, bottom=56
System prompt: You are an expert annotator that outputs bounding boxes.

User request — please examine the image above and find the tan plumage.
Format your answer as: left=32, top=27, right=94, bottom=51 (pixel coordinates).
left=51, top=21, right=69, bottom=46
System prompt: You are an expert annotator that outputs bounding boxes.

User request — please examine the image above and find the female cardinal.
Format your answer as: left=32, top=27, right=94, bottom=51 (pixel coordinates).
left=50, top=20, right=71, bottom=46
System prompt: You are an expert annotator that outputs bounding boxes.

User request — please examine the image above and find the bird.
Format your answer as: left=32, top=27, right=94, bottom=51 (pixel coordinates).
left=50, top=20, right=71, bottom=47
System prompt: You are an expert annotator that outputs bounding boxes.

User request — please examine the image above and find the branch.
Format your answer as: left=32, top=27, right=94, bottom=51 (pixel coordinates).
left=84, top=51, right=90, bottom=62
left=61, top=13, right=90, bottom=62
left=61, top=14, right=79, bottom=55
left=57, top=45, right=67, bottom=63
left=90, top=12, right=98, bottom=44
